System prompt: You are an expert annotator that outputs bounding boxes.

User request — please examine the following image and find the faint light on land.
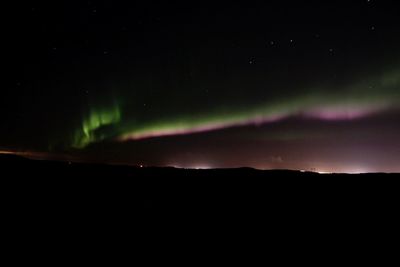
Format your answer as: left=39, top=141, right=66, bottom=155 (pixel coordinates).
left=191, top=164, right=212, bottom=170
left=317, top=171, right=332, bottom=174
left=344, top=167, right=370, bottom=174
left=0, top=150, right=14, bottom=155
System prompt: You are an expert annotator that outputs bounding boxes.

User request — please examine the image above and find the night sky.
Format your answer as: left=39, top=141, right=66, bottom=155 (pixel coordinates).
left=2, top=0, right=400, bottom=172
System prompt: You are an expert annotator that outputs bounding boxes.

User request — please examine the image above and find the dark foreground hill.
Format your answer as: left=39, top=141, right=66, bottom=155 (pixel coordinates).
left=1, top=154, right=398, bottom=210
left=2, top=153, right=400, bottom=251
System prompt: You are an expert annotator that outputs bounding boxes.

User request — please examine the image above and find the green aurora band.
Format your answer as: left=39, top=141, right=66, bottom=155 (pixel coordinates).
left=73, top=102, right=121, bottom=148
left=71, top=68, right=400, bottom=148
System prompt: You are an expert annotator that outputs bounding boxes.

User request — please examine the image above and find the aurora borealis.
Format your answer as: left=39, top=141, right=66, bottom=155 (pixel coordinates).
left=73, top=67, right=400, bottom=147
left=2, top=1, right=400, bottom=172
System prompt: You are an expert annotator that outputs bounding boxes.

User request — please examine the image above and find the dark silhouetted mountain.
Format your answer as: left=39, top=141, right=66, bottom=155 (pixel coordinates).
left=0, top=154, right=398, bottom=212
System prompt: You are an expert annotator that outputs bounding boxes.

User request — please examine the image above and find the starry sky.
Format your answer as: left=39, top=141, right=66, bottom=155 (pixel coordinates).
left=2, top=0, right=400, bottom=172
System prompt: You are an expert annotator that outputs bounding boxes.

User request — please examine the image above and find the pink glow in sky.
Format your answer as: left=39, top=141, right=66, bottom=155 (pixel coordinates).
left=118, top=105, right=387, bottom=141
